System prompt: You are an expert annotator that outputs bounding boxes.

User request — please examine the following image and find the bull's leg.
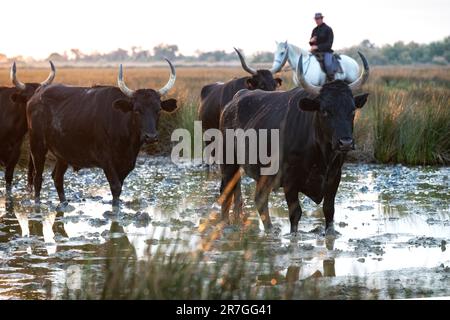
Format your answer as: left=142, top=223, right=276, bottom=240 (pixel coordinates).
left=284, top=186, right=302, bottom=233
left=255, top=177, right=273, bottom=231
left=104, top=167, right=122, bottom=207
left=204, top=139, right=213, bottom=167
left=323, top=169, right=342, bottom=235
left=4, top=142, right=22, bottom=192
left=27, top=154, right=35, bottom=192
left=219, top=164, right=240, bottom=224
left=118, top=170, right=130, bottom=186
left=4, top=164, right=14, bottom=193
left=29, top=139, right=47, bottom=204
left=52, top=159, right=69, bottom=204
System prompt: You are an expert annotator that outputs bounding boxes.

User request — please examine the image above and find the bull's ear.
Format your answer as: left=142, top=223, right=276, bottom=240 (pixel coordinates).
left=10, top=93, right=27, bottom=104
left=298, top=97, right=320, bottom=112
left=245, top=78, right=257, bottom=89
left=113, top=99, right=133, bottom=112
left=161, top=98, right=178, bottom=113
left=275, top=78, right=283, bottom=87
left=354, top=93, right=369, bottom=109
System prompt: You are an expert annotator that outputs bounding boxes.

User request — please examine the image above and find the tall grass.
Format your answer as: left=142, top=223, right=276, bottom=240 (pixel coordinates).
left=354, top=75, right=450, bottom=165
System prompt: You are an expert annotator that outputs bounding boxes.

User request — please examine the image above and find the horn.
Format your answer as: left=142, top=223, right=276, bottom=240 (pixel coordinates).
left=117, top=64, right=135, bottom=97
left=157, top=58, right=176, bottom=96
left=296, top=54, right=321, bottom=95
left=348, top=51, right=370, bottom=93
left=10, top=61, right=26, bottom=91
left=234, top=47, right=257, bottom=75
left=270, top=46, right=289, bottom=74
left=40, top=61, right=56, bottom=86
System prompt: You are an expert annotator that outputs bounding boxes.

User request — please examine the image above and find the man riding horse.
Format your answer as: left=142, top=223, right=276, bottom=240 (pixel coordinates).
left=309, top=13, right=337, bottom=81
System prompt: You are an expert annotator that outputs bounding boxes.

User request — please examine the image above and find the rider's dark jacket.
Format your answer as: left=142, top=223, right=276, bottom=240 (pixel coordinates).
left=309, top=23, right=334, bottom=53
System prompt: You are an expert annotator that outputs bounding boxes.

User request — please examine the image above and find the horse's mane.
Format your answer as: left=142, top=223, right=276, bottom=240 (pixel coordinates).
left=287, top=43, right=310, bottom=57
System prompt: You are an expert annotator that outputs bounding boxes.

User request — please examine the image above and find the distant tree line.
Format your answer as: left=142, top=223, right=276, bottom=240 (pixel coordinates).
left=1, top=37, right=449, bottom=65
left=340, top=37, right=450, bottom=65
left=45, top=44, right=240, bottom=64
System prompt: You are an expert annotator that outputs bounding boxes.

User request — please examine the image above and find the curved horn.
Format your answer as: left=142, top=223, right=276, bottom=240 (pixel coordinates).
left=157, top=58, right=176, bottom=96
left=348, top=51, right=370, bottom=93
left=10, top=61, right=26, bottom=91
left=296, top=54, right=321, bottom=95
left=234, top=47, right=257, bottom=75
left=117, top=64, right=135, bottom=97
left=270, top=45, right=289, bottom=74
left=40, top=61, right=56, bottom=86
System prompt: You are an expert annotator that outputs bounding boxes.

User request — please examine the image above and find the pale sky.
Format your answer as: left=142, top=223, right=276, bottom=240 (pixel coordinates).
left=1, top=0, right=449, bottom=59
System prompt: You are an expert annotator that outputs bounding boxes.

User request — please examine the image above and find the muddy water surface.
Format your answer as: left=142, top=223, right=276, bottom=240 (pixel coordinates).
left=0, top=157, right=449, bottom=299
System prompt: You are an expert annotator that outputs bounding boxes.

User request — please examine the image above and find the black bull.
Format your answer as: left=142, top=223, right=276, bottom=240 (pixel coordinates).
left=0, top=86, right=35, bottom=190
left=198, top=47, right=288, bottom=131
left=0, top=62, right=55, bottom=191
left=219, top=80, right=369, bottom=234
left=198, top=71, right=282, bottom=131
left=26, top=63, right=178, bottom=206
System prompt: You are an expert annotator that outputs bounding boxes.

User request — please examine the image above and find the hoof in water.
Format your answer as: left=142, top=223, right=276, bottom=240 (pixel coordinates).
left=325, top=225, right=339, bottom=238
left=112, top=200, right=121, bottom=209
left=265, top=224, right=281, bottom=236
left=56, top=201, right=74, bottom=212
left=283, top=231, right=301, bottom=240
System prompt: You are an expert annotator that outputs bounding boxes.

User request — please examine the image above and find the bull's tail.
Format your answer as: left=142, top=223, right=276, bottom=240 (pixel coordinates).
left=26, top=154, right=34, bottom=192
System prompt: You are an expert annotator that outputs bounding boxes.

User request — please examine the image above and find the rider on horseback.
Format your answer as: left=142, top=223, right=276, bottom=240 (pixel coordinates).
left=309, top=13, right=336, bottom=81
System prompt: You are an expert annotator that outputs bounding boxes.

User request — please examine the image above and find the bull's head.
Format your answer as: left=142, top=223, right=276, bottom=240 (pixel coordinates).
left=9, top=61, right=56, bottom=104
left=114, top=59, right=178, bottom=144
left=296, top=52, right=370, bottom=152
left=234, top=47, right=288, bottom=91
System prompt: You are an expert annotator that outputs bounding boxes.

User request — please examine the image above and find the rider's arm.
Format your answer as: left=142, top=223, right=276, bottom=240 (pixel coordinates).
left=309, top=28, right=317, bottom=45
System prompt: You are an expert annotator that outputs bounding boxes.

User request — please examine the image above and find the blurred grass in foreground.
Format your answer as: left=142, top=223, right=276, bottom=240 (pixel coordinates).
left=61, top=229, right=445, bottom=300
left=61, top=232, right=371, bottom=300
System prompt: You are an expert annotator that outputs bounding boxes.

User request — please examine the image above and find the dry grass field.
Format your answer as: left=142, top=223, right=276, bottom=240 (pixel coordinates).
left=1, top=65, right=449, bottom=165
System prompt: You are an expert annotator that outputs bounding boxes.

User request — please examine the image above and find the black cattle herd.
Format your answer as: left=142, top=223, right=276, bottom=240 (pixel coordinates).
left=0, top=48, right=370, bottom=235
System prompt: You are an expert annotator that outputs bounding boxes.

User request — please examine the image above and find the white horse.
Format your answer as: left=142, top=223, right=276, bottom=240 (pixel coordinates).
left=272, top=41, right=360, bottom=86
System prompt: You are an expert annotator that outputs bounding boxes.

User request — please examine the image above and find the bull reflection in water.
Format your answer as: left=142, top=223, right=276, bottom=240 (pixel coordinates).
left=197, top=209, right=336, bottom=282
left=0, top=196, right=64, bottom=255
left=264, top=238, right=336, bottom=287
left=0, top=197, right=145, bottom=297
left=0, top=197, right=137, bottom=257
left=0, top=196, right=141, bottom=297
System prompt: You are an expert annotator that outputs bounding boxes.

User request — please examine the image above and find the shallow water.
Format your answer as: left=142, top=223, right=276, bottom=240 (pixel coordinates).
left=0, top=157, right=449, bottom=299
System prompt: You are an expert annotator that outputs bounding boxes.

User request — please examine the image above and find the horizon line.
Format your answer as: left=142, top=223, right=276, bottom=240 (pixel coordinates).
left=1, top=36, right=448, bottom=61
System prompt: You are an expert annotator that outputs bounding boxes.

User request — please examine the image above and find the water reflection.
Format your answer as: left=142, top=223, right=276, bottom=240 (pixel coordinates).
left=0, top=160, right=449, bottom=299
left=2, top=198, right=68, bottom=255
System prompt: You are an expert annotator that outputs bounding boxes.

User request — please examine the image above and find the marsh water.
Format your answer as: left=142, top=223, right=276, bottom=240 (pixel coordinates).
left=0, top=157, right=449, bottom=299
